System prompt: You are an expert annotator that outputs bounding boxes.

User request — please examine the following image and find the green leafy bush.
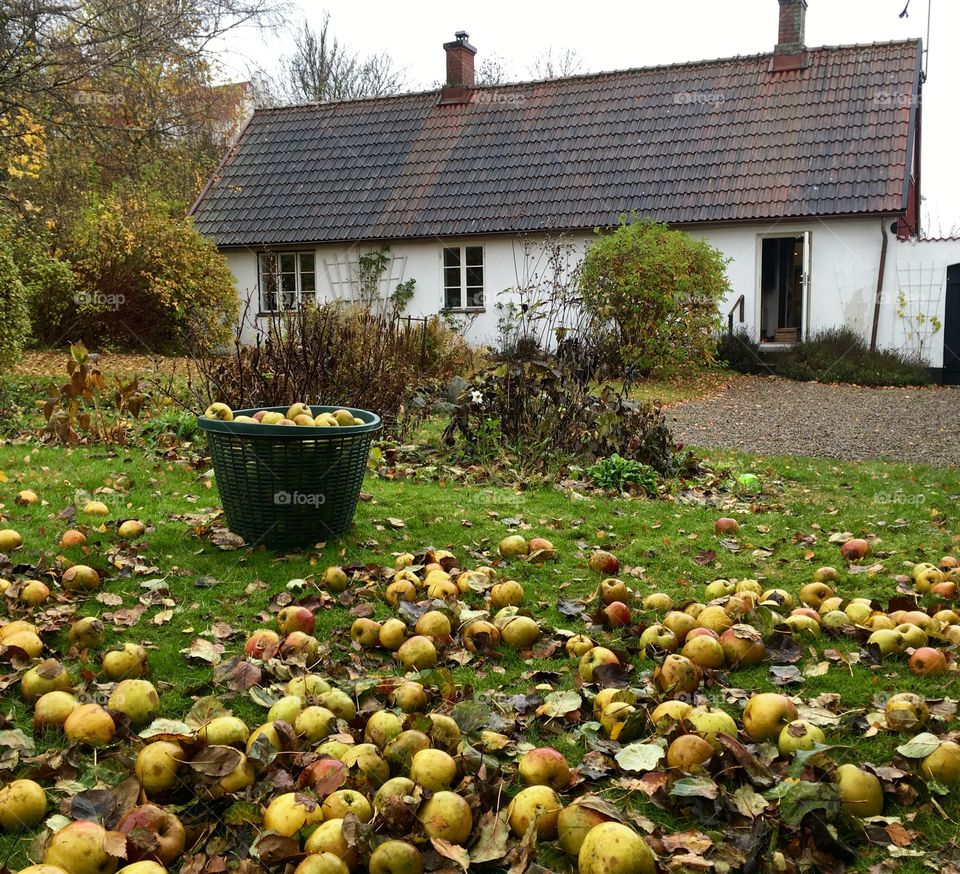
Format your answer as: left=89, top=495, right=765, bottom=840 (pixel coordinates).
left=588, top=454, right=658, bottom=494
left=717, top=328, right=770, bottom=375
left=66, top=185, right=238, bottom=353
left=0, top=236, right=30, bottom=367
left=776, top=328, right=930, bottom=387
left=580, top=217, right=729, bottom=375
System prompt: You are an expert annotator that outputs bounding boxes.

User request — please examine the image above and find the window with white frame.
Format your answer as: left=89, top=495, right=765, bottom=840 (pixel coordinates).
left=258, top=251, right=316, bottom=312
left=443, top=245, right=484, bottom=310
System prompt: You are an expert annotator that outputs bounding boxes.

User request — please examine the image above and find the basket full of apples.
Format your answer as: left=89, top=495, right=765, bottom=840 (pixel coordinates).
left=198, top=402, right=381, bottom=548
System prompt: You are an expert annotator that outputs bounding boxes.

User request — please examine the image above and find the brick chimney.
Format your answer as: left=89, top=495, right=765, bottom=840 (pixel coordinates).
left=440, top=31, right=476, bottom=104
left=770, top=0, right=809, bottom=72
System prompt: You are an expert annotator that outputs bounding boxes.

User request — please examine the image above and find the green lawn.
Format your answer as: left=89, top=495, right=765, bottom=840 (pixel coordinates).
left=0, top=437, right=958, bottom=872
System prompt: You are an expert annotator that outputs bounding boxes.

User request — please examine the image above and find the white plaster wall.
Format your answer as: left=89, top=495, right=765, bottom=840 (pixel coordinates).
left=880, top=234, right=960, bottom=369
left=221, top=220, right=958, bottom=369
left=686, top=217, right=885, bottom=345
left=224, top=235, right=592, bottom=347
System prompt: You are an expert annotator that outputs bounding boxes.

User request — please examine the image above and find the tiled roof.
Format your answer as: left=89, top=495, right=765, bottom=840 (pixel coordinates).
left=191, top=40, right=922, bottom=246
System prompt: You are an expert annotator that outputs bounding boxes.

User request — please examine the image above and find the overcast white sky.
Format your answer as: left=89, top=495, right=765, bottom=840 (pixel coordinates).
left=214, top=0, right=959, bottom=233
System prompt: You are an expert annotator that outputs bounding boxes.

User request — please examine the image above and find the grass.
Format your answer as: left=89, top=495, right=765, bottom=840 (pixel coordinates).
left=0, top=434, right=958, bottom=870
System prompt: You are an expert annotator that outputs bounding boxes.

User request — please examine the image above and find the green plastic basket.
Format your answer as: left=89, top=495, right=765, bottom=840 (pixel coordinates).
left=197, top=405, right=381, bottom=549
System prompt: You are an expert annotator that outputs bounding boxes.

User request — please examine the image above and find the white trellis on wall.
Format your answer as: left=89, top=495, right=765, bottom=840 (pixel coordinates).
left=893, top=259, right=946, bottom=362
left=322, top=251, right=408, bottom=315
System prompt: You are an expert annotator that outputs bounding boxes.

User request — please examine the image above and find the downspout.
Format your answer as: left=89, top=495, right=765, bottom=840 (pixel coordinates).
left=869, top=221, right=889, bottom=352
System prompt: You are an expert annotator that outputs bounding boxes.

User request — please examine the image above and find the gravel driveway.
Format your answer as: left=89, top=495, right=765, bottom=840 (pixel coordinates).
left=668, top=376, right=958, bottom=467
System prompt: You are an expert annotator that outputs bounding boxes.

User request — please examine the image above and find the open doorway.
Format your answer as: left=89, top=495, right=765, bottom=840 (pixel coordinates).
left=760, top=234, right=809, bottom=343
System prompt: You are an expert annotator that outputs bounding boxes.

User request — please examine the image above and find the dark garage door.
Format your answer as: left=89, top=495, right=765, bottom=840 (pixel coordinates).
left=946, top=264, right=960, bottom=385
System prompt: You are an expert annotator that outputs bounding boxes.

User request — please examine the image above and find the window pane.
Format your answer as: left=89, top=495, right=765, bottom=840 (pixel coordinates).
left=280, top=253, right=296, bottom=273
left=301, top=272, right=315, bottom=292
left=467, top=287, right=484, bottom=308
left=465, top=246, right=483, bottom=266
left=262, top=291, right=277, bottom=312
left=443, top=267, right=461, bottom=288
left=443, top=247, right=460, bottom=267
left=299, top=252, right=315, bottom=272
left=281, top=273, right=296, bottom=292
left=466, top=265, right=483, bottom=287
left=445, top=287, right=462, bottom=309
left=282, top=291, right=296, bottom=309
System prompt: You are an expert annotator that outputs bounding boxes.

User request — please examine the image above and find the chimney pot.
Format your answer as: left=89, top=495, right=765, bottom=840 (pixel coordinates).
left=770, top=0, right=808, bottom=71
left=441, top=30, right=477, bottom=104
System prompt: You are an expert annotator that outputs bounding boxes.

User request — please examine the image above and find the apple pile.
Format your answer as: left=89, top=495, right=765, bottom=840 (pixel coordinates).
left=1, top=513, right=960, bottom=874
left=202, top=404, right=365, bottom=428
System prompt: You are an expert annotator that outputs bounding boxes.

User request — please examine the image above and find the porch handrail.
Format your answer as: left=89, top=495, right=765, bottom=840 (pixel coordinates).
left=727, top=294, right=745, bottom=335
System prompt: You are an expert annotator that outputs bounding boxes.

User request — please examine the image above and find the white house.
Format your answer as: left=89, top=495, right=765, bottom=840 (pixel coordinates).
left=189, top=1, right=959, bottom=384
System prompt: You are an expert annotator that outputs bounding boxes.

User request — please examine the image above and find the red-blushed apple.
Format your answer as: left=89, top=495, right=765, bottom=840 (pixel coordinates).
left=603, top=601, right=631, bottom=628
left=518, top=747, right=570, bottom=790
left=244, top=629, right=280, bottom=660
left=909, top=647, right=948, bottom=676
left=276, top=605, right=315, bottom=635
left=588, top=550, right=620, bottom=574
left=527, top=537, right=556, bottom=559
left=714, top=517, right=739, bottom=535
left=840, top=538, right=870, bottom=561
left=117, top=804, right=186, bottom=864
left=720, top=624, right=766, bottom=666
